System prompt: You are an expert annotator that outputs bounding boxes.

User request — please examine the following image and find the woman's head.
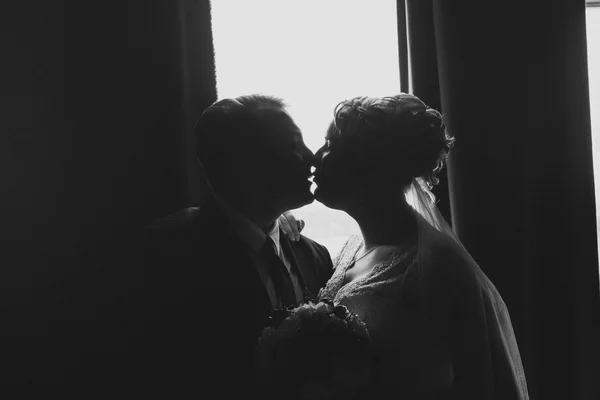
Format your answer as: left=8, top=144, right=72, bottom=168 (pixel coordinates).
left=313, top=94, right=454, bottom=211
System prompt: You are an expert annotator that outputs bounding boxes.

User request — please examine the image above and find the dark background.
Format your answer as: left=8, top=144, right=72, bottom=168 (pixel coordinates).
left=1, top=1, right=598, bottom=398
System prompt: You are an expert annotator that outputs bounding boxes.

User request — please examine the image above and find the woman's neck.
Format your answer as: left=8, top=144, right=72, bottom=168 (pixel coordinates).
left=348, top=198, right=417, bottom=250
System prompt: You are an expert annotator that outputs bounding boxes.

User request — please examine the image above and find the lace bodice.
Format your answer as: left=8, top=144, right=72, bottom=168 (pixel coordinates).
left=314, top=206, right=529, bottom=398
left=315, top=223, right=529, bottom=398
left=317, top=233, right=418, bottom=304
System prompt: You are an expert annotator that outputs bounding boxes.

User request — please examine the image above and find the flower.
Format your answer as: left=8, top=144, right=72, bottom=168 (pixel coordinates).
left=294, top=303, right=316, bottom=320
left=333, top=304, right=350, bottom=319
left=255, top=300, right=371, bottom=399
left=314, top=301, right=333, bottom=316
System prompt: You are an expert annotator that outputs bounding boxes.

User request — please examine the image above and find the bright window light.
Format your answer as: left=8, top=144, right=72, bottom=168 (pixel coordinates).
left=210, top=0, right=401, bottom=257
left=586, top=6, right=600, bottom=275
left=587, top=11, right=600, bottom=217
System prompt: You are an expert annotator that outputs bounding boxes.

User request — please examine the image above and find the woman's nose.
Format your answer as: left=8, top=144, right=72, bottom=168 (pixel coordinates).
left=314, top=146, right=328, bottom=164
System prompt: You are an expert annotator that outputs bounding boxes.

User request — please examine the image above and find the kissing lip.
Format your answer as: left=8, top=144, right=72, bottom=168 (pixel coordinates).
left=312, top=168, right=322, bottom=181
left=302, top=169, right=314, bottom=180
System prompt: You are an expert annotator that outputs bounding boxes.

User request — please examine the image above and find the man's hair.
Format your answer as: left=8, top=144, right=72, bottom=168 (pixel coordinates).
left=194, top=94, right=287, bottom=191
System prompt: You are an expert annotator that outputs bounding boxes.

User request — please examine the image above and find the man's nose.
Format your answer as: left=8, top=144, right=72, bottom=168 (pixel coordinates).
left=300, top=146, right=317, bottom=166
left=312, top=148, right=324, bottom=166
left=310, top=153, right=321, bottom=167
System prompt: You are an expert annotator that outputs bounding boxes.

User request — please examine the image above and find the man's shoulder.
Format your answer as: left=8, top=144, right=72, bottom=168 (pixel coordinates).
left=296, top=234, right=332, bottom=262
left=144, top=207, right=202, bottom=233
left=143, top=197, right=223, bottom=235
left=297, top=234, right=324, bottom=249
left=290, top=235, right=334, bottom=285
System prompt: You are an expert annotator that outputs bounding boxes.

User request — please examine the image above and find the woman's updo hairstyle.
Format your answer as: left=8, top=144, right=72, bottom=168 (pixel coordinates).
left=331, top=93, right=455, bottom=189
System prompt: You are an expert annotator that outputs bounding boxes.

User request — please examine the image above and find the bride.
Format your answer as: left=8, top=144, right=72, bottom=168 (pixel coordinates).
left=282, top=94, right=529, bottom=399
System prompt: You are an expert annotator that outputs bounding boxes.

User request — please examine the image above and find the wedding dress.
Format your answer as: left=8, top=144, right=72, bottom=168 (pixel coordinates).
left=317, top=178, right=529, bottom=400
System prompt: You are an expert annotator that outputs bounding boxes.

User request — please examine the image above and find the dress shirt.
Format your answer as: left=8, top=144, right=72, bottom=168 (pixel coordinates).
left=214, top=195, right=304, bottom=308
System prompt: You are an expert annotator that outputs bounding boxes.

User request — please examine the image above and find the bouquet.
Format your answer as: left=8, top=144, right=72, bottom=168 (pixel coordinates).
left=255, top=299, right=371, bottom=400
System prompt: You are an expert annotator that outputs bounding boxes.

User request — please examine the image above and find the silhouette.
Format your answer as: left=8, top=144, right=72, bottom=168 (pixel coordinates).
left=120, top=95, right=333, bottom=395
left=308, top=94, right=529, bottom=399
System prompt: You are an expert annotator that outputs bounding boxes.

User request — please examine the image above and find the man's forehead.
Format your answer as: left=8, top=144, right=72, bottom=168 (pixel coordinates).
left=260, top=109, right=301, bottom=136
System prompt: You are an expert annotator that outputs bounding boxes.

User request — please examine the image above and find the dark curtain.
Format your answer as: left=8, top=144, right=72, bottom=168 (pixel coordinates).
left=1, top=0, right=216, bottom=383
left=397, top=0, right=409, bottom=94
left=178, top=0, right=218, bottom=206
left=402, top=0, right=452, bottom=224
left=398, top=0, right=600, bottom=399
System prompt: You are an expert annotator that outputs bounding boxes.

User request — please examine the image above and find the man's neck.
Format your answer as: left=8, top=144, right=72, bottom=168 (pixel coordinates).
left=262, top=220, right=278, bottom=233
left=249, top=214, right=280, bottom=233
left=214, top=191, right=281, bottom=232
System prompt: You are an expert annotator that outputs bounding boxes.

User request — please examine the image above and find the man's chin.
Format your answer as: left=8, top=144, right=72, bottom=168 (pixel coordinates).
left=313, top=188, right=343, bottom=210
left=276, top=188, right=315, bottom=212
left=293, top=190, right=315, bottom=208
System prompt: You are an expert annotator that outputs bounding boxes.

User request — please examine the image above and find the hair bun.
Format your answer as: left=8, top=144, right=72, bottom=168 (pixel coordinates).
left=408, top=108, right=454, bottom=186
left=333, top=94, right=455, bottom=188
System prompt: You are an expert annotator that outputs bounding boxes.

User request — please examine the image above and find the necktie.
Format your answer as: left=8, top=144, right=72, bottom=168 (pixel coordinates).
left=260, top=237, right=297, bottom=307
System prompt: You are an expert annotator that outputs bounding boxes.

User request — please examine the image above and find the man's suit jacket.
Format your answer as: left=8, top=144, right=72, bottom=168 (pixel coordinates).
left=120, top=197, right=333, bottom=394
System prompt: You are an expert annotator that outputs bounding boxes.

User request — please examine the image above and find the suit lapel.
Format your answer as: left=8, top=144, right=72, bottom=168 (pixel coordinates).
left=278, top=228, right=304, bottom=282
left=192, top=197, right=271, bottom=309
left=279, top=228, right=319, bottom=302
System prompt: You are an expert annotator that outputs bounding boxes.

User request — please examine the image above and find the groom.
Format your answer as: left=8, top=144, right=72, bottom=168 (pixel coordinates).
left=124, top=95, right=333, bottom=394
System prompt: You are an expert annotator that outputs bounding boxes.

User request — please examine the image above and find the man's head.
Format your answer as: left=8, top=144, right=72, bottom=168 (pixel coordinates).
left=195, top=94, right=315, bottom=221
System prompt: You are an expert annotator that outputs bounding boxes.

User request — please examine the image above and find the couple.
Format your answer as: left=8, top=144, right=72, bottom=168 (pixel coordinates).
left=132, top=94, right=529, bottom=399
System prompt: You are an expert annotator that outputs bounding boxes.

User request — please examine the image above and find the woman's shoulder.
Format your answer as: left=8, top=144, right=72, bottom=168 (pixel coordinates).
left=417, top=224, right=495, bottom=307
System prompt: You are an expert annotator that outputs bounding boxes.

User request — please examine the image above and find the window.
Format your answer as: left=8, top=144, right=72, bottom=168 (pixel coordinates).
left=210, top=0, right=401, bottom=257
left=586, top=1, right=600, bottom=273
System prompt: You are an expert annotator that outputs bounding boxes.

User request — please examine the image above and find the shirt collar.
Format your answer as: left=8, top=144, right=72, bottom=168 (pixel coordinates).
left=266, top=219, right=282, bottom=257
